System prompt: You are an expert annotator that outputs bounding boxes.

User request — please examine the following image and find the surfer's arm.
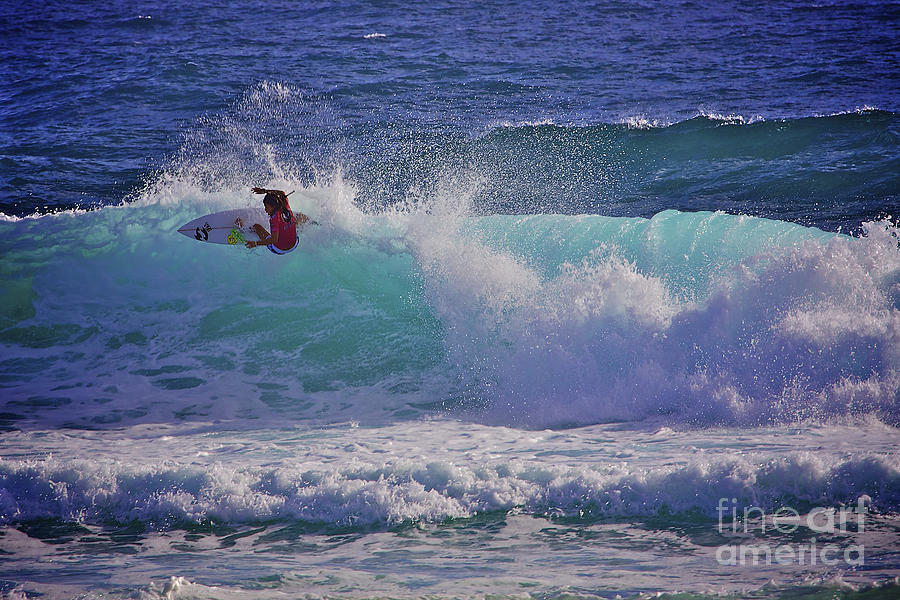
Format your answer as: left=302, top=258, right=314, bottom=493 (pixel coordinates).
left=251, top=187, right=287, bottom=200
left=246, top=224, right=277, bottom=248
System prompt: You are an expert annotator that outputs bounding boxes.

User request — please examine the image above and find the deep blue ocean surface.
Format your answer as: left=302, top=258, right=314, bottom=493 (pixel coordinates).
left=4, top=1, right=899, bottom=226
left=1, top=1, right=899, bottom=599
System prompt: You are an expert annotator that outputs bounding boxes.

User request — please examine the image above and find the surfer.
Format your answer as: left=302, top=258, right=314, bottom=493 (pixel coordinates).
left=245, top=187, right=310, bottom=254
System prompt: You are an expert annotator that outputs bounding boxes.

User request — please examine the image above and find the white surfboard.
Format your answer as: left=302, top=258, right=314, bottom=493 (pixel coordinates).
left=177, top=208, right=268, bottom=246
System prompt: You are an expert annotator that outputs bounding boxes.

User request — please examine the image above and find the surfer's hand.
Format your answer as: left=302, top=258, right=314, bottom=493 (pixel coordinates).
left=245, top=240, right=256, bottom=248
left=251, top=187, right=267, bottom=194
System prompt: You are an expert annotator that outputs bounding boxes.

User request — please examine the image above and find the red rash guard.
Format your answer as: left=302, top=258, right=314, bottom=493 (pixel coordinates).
left=269, top=203, right=297, bottom=251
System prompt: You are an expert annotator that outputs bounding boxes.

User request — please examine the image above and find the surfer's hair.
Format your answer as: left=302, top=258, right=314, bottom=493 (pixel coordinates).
left=263, top=192, right=285, bottom=210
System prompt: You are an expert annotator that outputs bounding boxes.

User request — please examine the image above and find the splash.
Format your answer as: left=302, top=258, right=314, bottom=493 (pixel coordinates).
left=404, top=209, right=900, bottom=427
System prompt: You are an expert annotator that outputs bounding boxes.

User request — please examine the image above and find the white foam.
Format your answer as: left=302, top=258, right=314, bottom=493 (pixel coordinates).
left=422, top=213, right=900, bottom=426
left=696, top=107, right=765, bottom=125
left=618, top=115, right=669, bottom=129
left=0, top=422, right=897, bottom=528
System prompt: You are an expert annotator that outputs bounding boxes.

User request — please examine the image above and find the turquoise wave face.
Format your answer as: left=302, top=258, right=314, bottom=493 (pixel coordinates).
left=1, top=183, right=898, bottom=430
left=0, top=195, right=449, bottom=428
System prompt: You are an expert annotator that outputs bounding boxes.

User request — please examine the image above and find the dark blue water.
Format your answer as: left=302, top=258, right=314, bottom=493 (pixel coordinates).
left=3, top=0, right=898, bottom=226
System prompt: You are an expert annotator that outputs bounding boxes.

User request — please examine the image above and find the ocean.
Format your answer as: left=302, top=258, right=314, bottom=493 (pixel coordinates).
left=1, top=1, right=899, bottom=598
